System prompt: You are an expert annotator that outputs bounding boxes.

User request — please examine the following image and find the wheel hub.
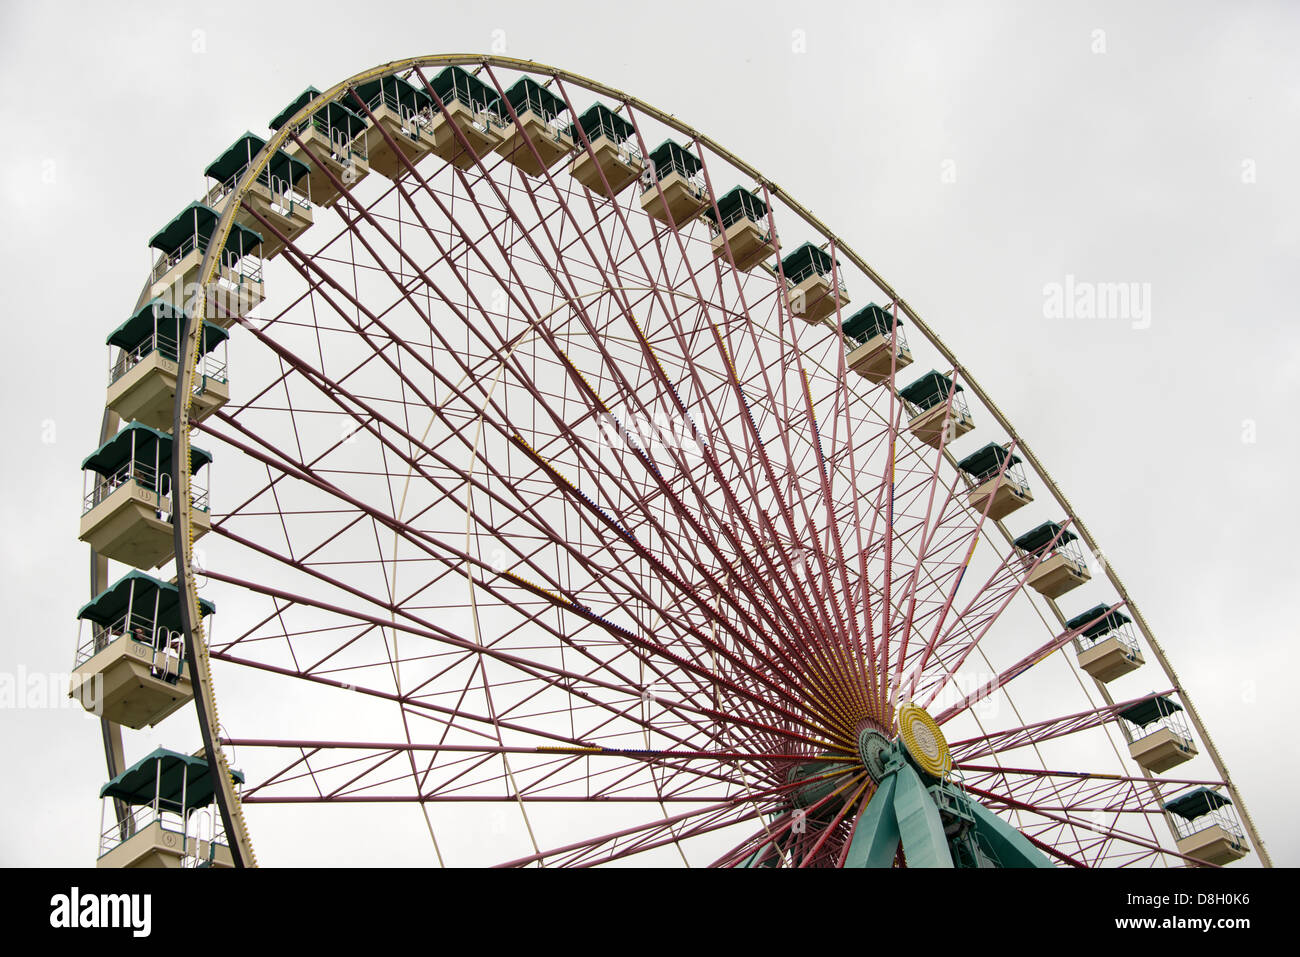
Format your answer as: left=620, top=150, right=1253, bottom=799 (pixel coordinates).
left=857, top=729, right=894, bottom=782
left=896, top=702, right=953, bottom=779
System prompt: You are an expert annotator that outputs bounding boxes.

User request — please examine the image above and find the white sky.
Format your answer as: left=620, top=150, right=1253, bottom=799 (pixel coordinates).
left=1, top=0, right=1297, bottom=866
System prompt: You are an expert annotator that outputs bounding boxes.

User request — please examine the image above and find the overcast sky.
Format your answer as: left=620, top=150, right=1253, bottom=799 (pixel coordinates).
left=1, top=0, right=1296, bottom=867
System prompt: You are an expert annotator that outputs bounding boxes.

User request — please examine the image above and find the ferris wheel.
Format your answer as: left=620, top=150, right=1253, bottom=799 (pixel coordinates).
left=73, top=55, right=1269, bottom=868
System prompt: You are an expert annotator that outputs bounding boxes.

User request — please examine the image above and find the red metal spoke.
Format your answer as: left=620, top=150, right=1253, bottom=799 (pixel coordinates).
left=949, top=690, right=1176, bottom=762
left=932, top=602, right=1128, bottom=724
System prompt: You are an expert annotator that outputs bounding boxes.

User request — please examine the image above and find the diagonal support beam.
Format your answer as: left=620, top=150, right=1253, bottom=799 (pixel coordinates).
left=892, top=762, right=954, bottom=868
left=844, top=774, right=900, bottom=868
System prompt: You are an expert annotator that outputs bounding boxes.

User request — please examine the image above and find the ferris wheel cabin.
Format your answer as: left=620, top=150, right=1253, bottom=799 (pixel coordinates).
left=104, top=299, right=229, bottom=432
left=424, top=66, right=507, bottom=170
left=492, top=76, right=576, bottom=177
left=1012, top=520, right=1090, bottom=598
left=78, top=423, right=212, bottom=570
left=350, top=75, right=437, bottom=180
left=956, top=442, right=1032, bottom=520
left=1067, top=603, right=1144, bottom=682
left=640, top=139, right=710, bottom=227
left=72, top=571, right=215, bottom=728
left=842, top=303, right=913, bottom=383
left=706, top=187, right=776, bottom=272
left=899, top=370, right=974, bottom=449
left=96, top=749, right=242, bottom=869
left=568, top=103, right=643, bottom=197
left=147, top=203, right=265, bottom=328
left=1164, top=787, right=1249, bottom=866
left=781, top=242, right=851, bottom=323
left=204, top=132, right=314, bottom=261
left=1119, top=694, right=1198, bottom=773
left=270, top=87, right=371, bottom=208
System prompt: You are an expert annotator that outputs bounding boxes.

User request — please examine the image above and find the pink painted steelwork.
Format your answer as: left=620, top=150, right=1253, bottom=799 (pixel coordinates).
left=162, top=61, right=1218, bottom=867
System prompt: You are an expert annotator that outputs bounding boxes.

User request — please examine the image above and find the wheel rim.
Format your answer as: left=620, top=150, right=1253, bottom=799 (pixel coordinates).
left=84, top=55, right=1267, bottom=868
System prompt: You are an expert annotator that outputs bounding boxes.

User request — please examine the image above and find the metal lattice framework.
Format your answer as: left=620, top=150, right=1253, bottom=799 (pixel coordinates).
left=86, top=55, right=1268, bottom=868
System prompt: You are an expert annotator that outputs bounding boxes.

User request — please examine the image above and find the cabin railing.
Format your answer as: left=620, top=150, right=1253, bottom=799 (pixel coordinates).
left=204, top=162, right=312, bottom=216
left=108, top=331, right=229, bottom=388
left=83, top=461, right=209, bottom=518
left=75, top=613, right=186, bottom=674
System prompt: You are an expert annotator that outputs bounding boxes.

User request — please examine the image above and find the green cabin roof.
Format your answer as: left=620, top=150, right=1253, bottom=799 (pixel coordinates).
left=648, top=139, right=702, bottom=179
left=841, top=303, right=901, bottom=343
left=497, top=76, right=566, bottom=121
left=269, top=86, right=322, bottom=130
left=956, top=442, right=1021, bottom=479
left=80, top=421, right=213, bottom=477
left=425, top=65, right=497, bottom=111
left=77, top=570, right=215, bottom=630
left=569, top=102, right=633, bottom=144
left=205, top=131, right=311, bottom=186
left=1118, top=694, right=1182, bottom=728
left=269, top=86, right=367, bottom=140
left=1164, top=787, right=1232, bottom=821
left=781, top=242, right=836, bottom=283
left=148, top=203, right=263, bottom=259
left=1013, top=520, right=1077, bottom=554
left=1064, top=604, right=1132, bottom=639
left=106, top=299, right=229, bottom=355
left=708, top=186, right=767, bottom=227
left=352, top=74, right=432, bottom=115
left=899, top=370, right=963, bottom=411
left=100, top=748, right=244, bottom=808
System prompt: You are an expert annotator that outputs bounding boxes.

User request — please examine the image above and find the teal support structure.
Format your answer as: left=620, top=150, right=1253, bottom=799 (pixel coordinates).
left=964, top=797, right=1052, bottom=868
left=842, top=741, right=1054, bottom=869
left=741, top=737, right=1053, bottom=868
left=892, top=762, right=955, bottom=867
left=843, top=775, right=900, bottom=868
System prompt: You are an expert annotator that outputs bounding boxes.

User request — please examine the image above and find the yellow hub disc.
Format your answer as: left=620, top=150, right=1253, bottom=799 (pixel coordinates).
left=896, top=702, right=952, bottom=778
